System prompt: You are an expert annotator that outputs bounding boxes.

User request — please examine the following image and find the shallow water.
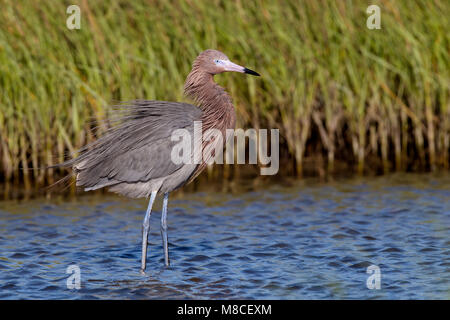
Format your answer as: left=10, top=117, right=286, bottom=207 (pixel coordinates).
left=0, top=174, right=449, bottom=299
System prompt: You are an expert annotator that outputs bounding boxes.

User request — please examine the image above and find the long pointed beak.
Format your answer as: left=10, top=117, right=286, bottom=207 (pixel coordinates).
left=223, top=60, right=260, bottom=76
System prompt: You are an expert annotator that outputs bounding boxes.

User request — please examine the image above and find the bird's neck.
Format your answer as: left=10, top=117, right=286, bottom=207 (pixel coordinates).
left=184, top=70, right=236, bottom=130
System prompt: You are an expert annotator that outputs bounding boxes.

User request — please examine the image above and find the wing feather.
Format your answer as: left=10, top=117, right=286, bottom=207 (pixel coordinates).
left=56, top=100, right=202, bottom=189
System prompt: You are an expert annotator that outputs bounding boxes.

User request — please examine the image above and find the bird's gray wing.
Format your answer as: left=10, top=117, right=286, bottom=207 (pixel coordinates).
left=66, top=100, right=202, bottom=189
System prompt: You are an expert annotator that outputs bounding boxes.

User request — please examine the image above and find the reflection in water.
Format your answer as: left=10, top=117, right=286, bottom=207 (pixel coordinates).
left=0, top=173, right=449, bottom=299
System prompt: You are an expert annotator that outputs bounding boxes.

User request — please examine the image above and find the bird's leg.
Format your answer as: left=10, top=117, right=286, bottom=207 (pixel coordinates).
left=141, top=191, right=157, bottom=274
left=161, top=192, right=170, bottom=267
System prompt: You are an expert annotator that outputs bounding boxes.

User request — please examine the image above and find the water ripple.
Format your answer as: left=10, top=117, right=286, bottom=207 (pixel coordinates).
left=0, top=174, right=449, bottom=299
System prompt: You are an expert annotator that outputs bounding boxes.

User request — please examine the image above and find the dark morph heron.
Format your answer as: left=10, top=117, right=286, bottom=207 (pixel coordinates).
left=55, top=49, right=260, bottom=273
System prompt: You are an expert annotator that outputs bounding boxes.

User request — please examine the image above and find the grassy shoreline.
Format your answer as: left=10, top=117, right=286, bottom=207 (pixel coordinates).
left=0, top=0, right=449, bottom=188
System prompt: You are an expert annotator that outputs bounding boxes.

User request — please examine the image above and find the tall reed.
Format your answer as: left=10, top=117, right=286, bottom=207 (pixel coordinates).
left=0, top=0, right=448, bottom=189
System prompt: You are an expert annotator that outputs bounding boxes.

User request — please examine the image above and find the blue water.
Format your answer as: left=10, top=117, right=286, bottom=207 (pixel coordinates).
left=0, top=174, right=449, bottom=299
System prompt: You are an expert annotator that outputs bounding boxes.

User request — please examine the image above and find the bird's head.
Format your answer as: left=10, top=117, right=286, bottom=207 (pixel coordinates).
left=194, top=49, right=260, bottom=76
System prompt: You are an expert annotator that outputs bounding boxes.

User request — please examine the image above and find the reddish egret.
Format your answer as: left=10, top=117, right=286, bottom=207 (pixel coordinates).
left=55, top=49, right=259, bottom=273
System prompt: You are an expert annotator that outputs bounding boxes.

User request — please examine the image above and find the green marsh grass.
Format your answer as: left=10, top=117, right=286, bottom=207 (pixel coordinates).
left=0, top=0, right=448, bottom=191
